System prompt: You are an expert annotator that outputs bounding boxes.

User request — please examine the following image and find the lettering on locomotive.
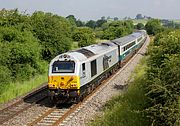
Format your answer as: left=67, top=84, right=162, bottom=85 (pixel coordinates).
left=103, top=55, right=112, bottom=70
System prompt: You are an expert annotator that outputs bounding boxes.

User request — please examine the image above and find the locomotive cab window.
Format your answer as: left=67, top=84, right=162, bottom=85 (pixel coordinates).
left=91, top=60, right=97, bottom=77
left=52, top=61, right=75, bottom=73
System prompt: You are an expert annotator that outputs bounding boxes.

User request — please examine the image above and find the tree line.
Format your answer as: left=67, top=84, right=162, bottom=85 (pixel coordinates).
left=0, top=9, right=134, bottom=88
left=0, top=9, right=177, bottom=86
left=137, top=19, right=180, bottom=126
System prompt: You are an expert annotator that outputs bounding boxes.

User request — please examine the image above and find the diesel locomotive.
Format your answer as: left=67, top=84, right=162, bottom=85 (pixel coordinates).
left=48, top=30, right=147, bottom=103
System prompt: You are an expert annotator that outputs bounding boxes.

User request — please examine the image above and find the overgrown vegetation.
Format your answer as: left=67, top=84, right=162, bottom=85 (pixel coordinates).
left=72, top=27, right=96, bottom=47
left=0, top=9, right=73, bottom=102
left=30, top=11, right=73, bottom=60
left=145, top=30, right=180, bottom=126
left=100, top=20, right=134, bottom=40
left=145, top=19, right=165, bottom=35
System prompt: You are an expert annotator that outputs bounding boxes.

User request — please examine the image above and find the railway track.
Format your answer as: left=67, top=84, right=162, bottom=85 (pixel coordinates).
left=0, top=85, right=48, bottom=125
left=28, top=104, right=74, bottom=126
left=28, top=78, right=112, bottom=126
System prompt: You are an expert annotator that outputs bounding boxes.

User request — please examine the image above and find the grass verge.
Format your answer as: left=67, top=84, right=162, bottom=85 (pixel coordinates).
left=71, top=42, right=79, bottom=50
left=89, top=56, right=150, bottom=126
left=0, top=73, right=47, bottom=103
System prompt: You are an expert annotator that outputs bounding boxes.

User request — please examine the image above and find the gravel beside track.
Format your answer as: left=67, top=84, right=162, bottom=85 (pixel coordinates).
left=1, top=97, right=52, bottom=126
left=61, top=36, right=150, bottom=126
left=0, top=84, right=48, bottom=126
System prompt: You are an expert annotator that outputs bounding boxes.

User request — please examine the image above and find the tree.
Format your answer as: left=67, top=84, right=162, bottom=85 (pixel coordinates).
left=136, top=14, right=143, bottom=19
left=0, top=27, right=44, bottom=81
left=31, top=11, right=72, bottom=60
left=101, top=16, right=106, bottom=20
left=76, top=19, right=84, bottom=27
left=72, top=27, right=95, bottom=47
left=0, top=9, right=31, bottom=31
left=136, top=23, right=145, bottom=30
left=101, top=21, right=134, bottom=40
left=145, top=19, right=165, bottom=35
left=114, top=17, right=118, bottom=21
left=66, top=15, right=77, bottom=26
left=96, top=19, right=107, bottom=27
left=86, top=20, right=96, bottom=29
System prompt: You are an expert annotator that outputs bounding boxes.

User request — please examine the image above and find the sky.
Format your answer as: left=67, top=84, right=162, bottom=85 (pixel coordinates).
left=0, top=0, right=179, bottom=21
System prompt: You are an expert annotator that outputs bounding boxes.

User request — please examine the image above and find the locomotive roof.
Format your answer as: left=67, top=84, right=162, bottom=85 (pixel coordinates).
left=58, top=41, right=117, bottom=61
left=82, top=42, right=117, bottom=56
left=112, top=31, right=142, bottom=46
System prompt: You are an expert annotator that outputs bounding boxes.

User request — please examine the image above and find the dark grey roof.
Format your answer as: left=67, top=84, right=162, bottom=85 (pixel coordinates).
left=75, top=48, right=95, bottom=58
left=111, top=32, right=142, bottom=46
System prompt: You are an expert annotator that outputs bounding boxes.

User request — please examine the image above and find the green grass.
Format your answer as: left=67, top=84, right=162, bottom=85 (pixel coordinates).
left=71, top=42, right=79, bottom=50
left=72, top=40, right=108, bottom=50
left=96, top=39, right=108, bottom=43
left=89, top=56, right=151, bottom=126
left=173, top=19, right=180, bottom=24
left=0, top=74, right=47, bottom=103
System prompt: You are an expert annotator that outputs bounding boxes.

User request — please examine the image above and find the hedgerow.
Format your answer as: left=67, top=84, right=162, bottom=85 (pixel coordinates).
left=145, top=30, right=180, bottom=126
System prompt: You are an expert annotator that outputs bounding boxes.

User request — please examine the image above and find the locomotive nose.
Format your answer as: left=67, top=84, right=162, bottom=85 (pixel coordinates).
left=48, top=76, right=80, bottom=89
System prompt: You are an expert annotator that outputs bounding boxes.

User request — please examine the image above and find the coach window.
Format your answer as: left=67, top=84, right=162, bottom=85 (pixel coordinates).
left=138, top=37, right=142, bottom=42
left=82, top=63, right=85, bottom=71
left=91, top=60, right=97, bottom=77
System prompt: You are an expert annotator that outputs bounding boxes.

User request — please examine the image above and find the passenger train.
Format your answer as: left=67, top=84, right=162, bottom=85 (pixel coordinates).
left=48, top=30, right=147, bottom=103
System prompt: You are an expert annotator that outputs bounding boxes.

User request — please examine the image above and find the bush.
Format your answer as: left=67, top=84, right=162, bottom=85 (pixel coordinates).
left=13, top=64, right=36, bottom=81
left=30, top=11, right=73, bottom=60
left=136, top=23, right=145, bottom=30
left=101, top=21, right=134, bottom=40
left=145, top=30, right=180, bottom=126
left=145, top=19, right=165, bottom=35
left=72, top=27, right=96, bottom=47
left=0, top=27, right=44, bottom=82
left=0, top=66, right=12, bottom=86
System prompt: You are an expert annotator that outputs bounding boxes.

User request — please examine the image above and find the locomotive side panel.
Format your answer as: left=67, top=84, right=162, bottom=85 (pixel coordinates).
left=79, top=47, right=119, bottom=87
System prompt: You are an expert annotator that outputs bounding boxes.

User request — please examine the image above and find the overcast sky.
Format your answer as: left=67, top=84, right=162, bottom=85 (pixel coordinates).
left=0, top=0, right=179, bottom=21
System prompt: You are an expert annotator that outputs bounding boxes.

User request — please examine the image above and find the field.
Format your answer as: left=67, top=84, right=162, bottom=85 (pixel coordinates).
left=132, top=19, right=148, bottom=25
left=173, top=19, right=180, bottom=24
left=133, top=19, right=180, bottom=25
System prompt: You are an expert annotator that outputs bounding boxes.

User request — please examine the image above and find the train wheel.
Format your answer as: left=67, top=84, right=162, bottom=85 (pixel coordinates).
left=76, top=95, right=83, bottom=103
